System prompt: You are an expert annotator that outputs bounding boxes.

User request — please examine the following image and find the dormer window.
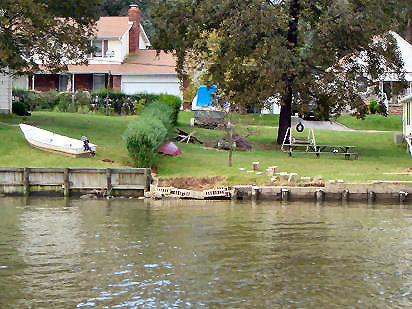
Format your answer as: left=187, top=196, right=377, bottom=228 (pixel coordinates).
left=92, top=40, right=103, bottom=57
left=91, top=40, right=109, bottom=58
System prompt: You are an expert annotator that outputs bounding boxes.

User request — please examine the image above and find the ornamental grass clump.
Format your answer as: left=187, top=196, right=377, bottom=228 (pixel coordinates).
left=123, top=117, right=168, bottom=168
left=157, top=94, right=182, bottom=126
left=142, top=100, right=174, bottom=136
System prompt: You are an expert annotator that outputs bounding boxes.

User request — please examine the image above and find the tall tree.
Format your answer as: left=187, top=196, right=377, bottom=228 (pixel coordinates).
left=0, top=0, right=101, bottom=73
left=152, top=0, right=406, bottom=144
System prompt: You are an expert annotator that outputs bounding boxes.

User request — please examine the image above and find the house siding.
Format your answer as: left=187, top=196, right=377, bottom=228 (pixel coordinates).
left=0, top=73, right=12, bottom=114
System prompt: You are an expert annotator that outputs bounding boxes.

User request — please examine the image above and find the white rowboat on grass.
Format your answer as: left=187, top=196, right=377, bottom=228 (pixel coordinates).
left=19, top=124, right=96, bottom=157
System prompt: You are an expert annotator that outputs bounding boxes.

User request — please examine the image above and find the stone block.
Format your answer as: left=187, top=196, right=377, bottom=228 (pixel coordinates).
left=253, top=162, right=260, bottom=171
left=288, top=173, right=298, bottom=183
left=279, top=172, right=289, bottom=182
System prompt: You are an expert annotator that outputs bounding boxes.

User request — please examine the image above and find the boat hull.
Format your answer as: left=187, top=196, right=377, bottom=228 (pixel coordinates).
left=19, top=124, right=96, bottom=157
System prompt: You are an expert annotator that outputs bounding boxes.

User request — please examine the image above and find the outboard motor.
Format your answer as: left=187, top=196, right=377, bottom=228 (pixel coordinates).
left=81, top=136, right=95, bottom=156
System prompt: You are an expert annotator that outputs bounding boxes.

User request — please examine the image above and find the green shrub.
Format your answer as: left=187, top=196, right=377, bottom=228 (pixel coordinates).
left=74, top=90, right=91, bottom=108
left=369, top=99, right=378, bottom=114
left=12, top=88, right=38, bottom=111
left=123, top=116, right=168, bottom=167
left=56, top=92, right=72, bottom=112
left=38, top=90, right=58, bottom=110
left=158, top=94, right=182, bottom=125
left=142, top=100, right=174, bottom=135
left=12, top=101, right=28, bottom=116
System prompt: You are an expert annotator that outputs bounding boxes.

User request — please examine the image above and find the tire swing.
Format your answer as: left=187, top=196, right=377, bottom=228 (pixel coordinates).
left=296, top=121, right=304, bottom=133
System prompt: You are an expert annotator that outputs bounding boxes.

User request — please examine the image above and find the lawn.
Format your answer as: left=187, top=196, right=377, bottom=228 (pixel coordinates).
left=0, top=111, right=410, bottom=185
left=336, top=114, right=402, bottom=131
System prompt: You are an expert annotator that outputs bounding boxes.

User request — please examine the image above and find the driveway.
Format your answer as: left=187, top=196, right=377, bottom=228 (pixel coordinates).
left=291, top=116, right=354, bottom=131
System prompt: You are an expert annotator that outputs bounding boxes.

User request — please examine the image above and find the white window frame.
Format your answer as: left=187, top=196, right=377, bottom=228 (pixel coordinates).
left=92, top=40, right=103, bottom=57
left=93, top=74, right=106, bottom=91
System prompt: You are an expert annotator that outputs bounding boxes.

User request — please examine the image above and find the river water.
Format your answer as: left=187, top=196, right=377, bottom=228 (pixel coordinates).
left=0, top=197, right=411, bottom=308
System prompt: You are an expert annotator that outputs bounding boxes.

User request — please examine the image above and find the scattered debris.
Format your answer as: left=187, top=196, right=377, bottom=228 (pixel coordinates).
left=288, top=173, right=299, bottom=183
left=256, top=172, right=263, bottom=175
left=158, top=176, right=225, bottom=191
left=102, top=159, right=123, bottom=165
left=148, top=185, right=232, bottom=200
left=215, top=133, right=252, bottom=151
left=239, top=168, right=246, bottom=171
left=175, top=128, right=203, bottom=144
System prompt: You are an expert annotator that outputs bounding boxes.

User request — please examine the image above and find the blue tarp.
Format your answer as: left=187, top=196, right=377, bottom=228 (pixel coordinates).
left=195, top=85, right=218, bottom=107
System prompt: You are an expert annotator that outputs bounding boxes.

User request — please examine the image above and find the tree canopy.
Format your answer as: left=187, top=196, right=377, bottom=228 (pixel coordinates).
left=0, top=0, right=101, bottom=73
left=152, top=0, right=408, bottom=144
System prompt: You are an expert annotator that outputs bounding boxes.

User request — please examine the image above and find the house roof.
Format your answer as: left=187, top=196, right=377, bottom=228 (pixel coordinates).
left=68, top=50, right=177, bottom=75
left=95, top=17, right=131, bottom=39
left=389, top=32, right=412, bottom=81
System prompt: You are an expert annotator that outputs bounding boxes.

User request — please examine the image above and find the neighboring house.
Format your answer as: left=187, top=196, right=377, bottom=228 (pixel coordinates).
left=372, top=32, right=412, bottom=115
left=0, top=73, right=12, bottom=114
left=400, top=91, right=412, bottom=138
left=13, top=5, right=181, bottom=97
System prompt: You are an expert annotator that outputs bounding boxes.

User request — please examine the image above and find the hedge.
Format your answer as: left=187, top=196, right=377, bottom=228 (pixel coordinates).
left=12, top=88, right=181, bottom=116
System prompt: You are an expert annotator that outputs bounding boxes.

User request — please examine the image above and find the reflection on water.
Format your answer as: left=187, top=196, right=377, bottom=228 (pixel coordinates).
left=0, top=198, right=411, bottom=308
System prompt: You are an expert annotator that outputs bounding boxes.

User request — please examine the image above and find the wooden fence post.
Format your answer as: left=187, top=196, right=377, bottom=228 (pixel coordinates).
left=23, top=167, right=30, bottom=196
left=106, top=168, right=112, bottom=196
left=64, top=168, right=70, bottom=197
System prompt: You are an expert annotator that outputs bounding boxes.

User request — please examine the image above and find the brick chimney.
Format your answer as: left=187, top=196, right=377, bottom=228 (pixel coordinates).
left=128, top=4, right=141, bottom=54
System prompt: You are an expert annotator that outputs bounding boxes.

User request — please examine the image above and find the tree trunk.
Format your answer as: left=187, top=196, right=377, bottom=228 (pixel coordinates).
left=276, top=0, right=300, bottom=144
left=228, top=121, right=233, bottom=167
left=277, top=85, right=293, bottom=145
left=406, top=9, right=412, bottom=44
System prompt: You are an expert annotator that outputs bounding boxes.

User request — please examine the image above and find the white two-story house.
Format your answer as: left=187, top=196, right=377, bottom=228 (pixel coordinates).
left=13, top=5, right=181, bottom=97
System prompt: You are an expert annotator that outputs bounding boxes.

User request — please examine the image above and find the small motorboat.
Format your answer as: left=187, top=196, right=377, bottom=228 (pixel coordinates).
left=19, top=124, right=96, bottom=157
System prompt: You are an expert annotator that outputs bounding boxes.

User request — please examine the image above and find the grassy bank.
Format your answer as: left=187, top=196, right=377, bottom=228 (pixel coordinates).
left=0, top=111, right=410, bottom=185
left=336, top=114, right=402, bottom=131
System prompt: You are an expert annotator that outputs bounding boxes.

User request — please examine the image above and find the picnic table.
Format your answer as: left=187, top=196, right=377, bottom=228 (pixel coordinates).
left=283, top=143, right=358, bottom=159
left=281, top=127, right=359, bottom=160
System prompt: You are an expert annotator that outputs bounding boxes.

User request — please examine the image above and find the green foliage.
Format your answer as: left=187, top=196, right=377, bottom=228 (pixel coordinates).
left=56, top=92, right=73, bottom=112
left=123, top=117, right=168, bottom=168
left=157, top=94, right=182, bottom=126
left=313, top=95, right=331, bottom=121
left=38, top=90, right=59, bottom=110
left=91, top=89, right=161, bottom=115
left=123, top=98, right=180, bottom=167
left=12, top=88, right=38, bottom=111
left=1, top=0, right=101, bottom=73
left=369, top=100, right=378, bottom=114
left=12, top=102, right=28, bottom=116
left=152, top=0, right=407, bottom=143
left=142, top=100, right=174, bottom=136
